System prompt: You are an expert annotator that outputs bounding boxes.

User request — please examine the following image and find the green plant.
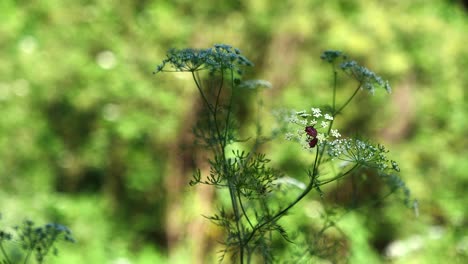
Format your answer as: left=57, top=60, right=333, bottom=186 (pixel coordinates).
left=154, top=45, right=412, bottom=263
left=0, top=217, right=74, bottom=264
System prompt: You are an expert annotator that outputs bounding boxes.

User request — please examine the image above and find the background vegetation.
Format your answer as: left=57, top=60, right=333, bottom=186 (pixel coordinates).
left=1, top=0, right=467, bottom=263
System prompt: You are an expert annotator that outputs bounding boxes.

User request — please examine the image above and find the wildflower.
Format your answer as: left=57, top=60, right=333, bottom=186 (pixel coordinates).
left=331, top=129, right=341, bottom=138
left=320, top=50, right=345, bottom=63
left=288, top=115, right=299, bottom=124
left=391, top=160, right=400, bottom=172
left=327, top=138, right=397, bottom=171
left=324, top=114, right=333, bottom=120
left=311, top=108, right=322, bottom=117
left=299, top=119, right=308, bottom=125
left=320, top=121, right=328, bottom=128
left=153, top=44, right=253, bottom=75
left=340, top=60, right=391, bottom=94
left=316, top=133, right=327, bottom=142
left=285, top=132, right=294, bottom=141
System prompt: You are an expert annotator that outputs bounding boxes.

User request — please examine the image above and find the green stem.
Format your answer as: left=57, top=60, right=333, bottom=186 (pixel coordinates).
left=226, top=71, right=244, bottom=264
left=332, top=65, right=338, bottom=112
left=243, top=147, right=320, bottom=246
left=228, top=184, right=243, bottom=264
left=217, top=69, right=244, bottom=263
left=334, top=83, right=362, bottom=116
left=318, top=163, right=359, bottom=186
left=0, top=242, right=13, bottom=264
left=214, top=72, right=224, bottom=115
left=237, top=190, right=254, bottom=230
left=223, top=70, right=236, bottom=148
left=192, top=71, right=215, bottom=115
left=23, top=250, right=32, bottom=264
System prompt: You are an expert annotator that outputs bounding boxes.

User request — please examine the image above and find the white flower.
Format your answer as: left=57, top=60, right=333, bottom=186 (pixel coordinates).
left=331, top=129, right=341, bottom=138
left=324, top=114, right=333, bottom=120
left=300, top=119, right=308, bottom=125
left=311, top=107, right=322, bottom=117
left=285, top=132, right=294, bottom=141
left=320, top=121, right=328, bottom=128
left=288, top=116, right=299, bottom=124
left=310, top=119, right=318, bottom=125
left=316, top=133, right=327, bottom=142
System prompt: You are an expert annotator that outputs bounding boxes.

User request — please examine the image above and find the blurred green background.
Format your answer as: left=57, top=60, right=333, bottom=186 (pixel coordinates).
left=1, top=0, right=467, bottom=263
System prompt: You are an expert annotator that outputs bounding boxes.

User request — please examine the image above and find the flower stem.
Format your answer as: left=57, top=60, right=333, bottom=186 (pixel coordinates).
left=0, top=242, right=13, bottom=264
left=243, top=147, right=320, bottom=246
left=318, top=164, right=359, bottom=186
left=332, top=65, right=338, bottom=112
left=335, top=83, right=362, bottom=116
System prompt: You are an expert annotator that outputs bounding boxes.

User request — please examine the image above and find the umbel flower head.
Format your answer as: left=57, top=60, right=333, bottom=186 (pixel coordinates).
left=320, top=50, right=392, bottom=94
left=284, top=107, right=341, bottom=150
left=327, top=138, right=399, bottom=172
left=153, top=44, right=254, bottom=75
left=340, top=61, right=392, bottom=94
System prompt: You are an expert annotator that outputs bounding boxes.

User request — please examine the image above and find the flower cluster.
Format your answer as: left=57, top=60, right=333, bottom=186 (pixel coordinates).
left=319, top=50, right=391, bottom=94
left=153, top=44, right=254, bottom=75
left=16, top=220, right=75, bottom=262
left=327, top=138, right=400, bottom=172
left=284, top=107, right=341, bottom=150
left=320, top=50, right=345, bottom=63
left=340, top=60, right=391, bottom=94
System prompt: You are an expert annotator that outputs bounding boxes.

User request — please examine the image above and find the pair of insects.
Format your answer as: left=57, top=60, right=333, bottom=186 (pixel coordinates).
left=305, top=126, right=318, bottom=148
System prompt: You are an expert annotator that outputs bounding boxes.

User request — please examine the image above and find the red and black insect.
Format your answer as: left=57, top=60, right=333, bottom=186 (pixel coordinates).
left=305, top=126, right=318, bottom=148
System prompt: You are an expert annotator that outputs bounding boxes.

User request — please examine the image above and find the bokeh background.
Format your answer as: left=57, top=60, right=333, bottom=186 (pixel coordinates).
left=1, top=0, right=467, bottom=263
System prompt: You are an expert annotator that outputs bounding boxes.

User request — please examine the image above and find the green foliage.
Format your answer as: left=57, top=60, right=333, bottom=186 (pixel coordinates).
left=155, top=45, right=413, bottom=263
left=0, top=218, right=74, bottom=264
left=1, top=0, right=467, bottom=263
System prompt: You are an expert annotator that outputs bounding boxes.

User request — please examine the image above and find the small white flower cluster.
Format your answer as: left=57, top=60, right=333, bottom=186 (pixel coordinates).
left=327, top=138, right=399, bottom=171
left=284, top=107, right=341, bottom=150
left=331, top=129, right=341, bottom=138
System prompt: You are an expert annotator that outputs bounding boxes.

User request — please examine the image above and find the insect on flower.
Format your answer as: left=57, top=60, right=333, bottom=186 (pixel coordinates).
left=305, top=126, right=317, bottom=138
left=308, top=137, right=318, bottom=148
left=305, top=126, right=318, bottom=148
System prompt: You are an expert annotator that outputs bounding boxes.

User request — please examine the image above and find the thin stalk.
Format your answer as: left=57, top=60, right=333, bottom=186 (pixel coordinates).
left=192, top=69, right=243, bottom=263
left=334, top=83, right=362, bottom=116
left=23, top=232, right=35, bottom=264
left=192, top=71, right=223, bottom=156
left=318, top=163, right=359, bottom=186
left=192, top=71, right=215, bottom=115
left=243, top=147, right=320, bottom=246
left=223, top=69, right=236, bottom=148
left=228, top=184, right=243, bottom=264
left=215, top=69, right=244, bottom=263
left=0, top=242, right=12, bottom=264
left=214, top=72, right=224, bottom=114
left=237, top=190, right=254, bottom=230
left=332, top=65, right=338, bottom=111
left=316, top=118, right=334, bottom=167
left=23, top=249, right=32, bottom=264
